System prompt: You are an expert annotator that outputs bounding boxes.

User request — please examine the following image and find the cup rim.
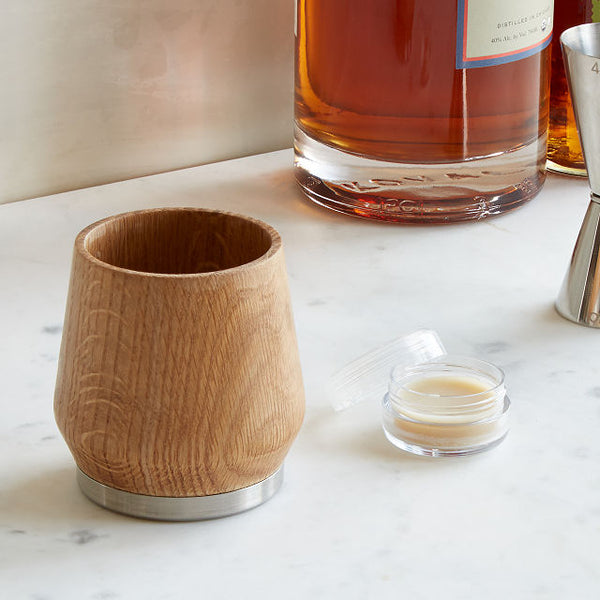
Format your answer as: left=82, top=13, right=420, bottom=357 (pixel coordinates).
left=561, top=22, right=600, bottom=58
left=75, top=207, right=282, bottom=278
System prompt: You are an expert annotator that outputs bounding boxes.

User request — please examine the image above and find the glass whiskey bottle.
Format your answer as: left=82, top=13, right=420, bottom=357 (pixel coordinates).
left=294, top=1, right=553, bottom=223
left=548, top=0, right=598, bottom=176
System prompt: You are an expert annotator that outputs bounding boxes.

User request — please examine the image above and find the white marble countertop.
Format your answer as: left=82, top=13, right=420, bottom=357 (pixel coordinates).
left=1, top=149, right=599, bottom=599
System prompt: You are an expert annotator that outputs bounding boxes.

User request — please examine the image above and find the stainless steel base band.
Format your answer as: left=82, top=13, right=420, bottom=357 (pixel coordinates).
left=76, top=466, right=284, bottom=521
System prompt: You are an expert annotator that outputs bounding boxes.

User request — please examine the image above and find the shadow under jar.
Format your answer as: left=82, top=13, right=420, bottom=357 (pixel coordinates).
left=294, top=0, right=552, bottom=223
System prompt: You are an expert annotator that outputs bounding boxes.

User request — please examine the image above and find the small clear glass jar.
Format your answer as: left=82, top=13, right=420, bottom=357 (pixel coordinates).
left=382, top=356, right=510, bottom=457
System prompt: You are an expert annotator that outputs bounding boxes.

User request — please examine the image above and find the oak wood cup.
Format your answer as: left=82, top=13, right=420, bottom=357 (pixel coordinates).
left=54, top=208, right=305, bottom=498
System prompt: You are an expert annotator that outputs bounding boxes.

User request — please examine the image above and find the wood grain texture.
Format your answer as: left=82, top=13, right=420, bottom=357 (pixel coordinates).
left=54, top=208, right=305, bottom=497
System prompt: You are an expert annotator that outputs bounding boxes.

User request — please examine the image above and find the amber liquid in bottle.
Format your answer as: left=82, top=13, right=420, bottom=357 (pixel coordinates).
left=548, top=0, right=593, bottom=176
left=295, top=0, right=551, bottom=223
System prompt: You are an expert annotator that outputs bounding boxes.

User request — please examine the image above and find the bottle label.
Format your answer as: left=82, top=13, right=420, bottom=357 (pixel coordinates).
left=456, top=0, right=553, bottom=69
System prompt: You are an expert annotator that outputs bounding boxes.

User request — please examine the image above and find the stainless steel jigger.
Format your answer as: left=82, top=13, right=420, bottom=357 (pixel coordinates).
left=556, top=23, right=600, bottom=327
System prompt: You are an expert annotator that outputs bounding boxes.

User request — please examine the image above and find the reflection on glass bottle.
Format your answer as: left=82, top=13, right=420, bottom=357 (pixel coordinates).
left=548, top=0, right=599, bottom=176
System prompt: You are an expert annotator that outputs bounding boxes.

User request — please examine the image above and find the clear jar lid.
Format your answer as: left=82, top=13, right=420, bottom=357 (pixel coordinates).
left=329, top=330, right=510, bottom=456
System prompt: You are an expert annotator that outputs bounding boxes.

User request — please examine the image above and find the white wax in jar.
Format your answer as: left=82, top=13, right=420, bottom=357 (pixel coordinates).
left=394, top=373, right=503, bottom=424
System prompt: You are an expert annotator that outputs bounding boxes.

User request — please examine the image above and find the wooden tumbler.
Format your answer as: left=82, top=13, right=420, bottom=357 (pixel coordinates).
left=54, top=208, right=305, bottom=520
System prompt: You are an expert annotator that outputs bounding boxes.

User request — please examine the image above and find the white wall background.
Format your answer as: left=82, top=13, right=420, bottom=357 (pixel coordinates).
left=0, top=1, right=294, bottom=204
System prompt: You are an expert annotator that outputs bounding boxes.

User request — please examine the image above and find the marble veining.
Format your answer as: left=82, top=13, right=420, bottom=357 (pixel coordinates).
left=41, top=325, right=63, bottom=335
left=474, top=340, right=510, bottom=355
left=67, top=530, right=105, bottom=545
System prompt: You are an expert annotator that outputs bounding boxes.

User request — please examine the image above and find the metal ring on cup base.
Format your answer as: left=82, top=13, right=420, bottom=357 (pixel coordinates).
left=76, top=466, right=284, bottom=521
